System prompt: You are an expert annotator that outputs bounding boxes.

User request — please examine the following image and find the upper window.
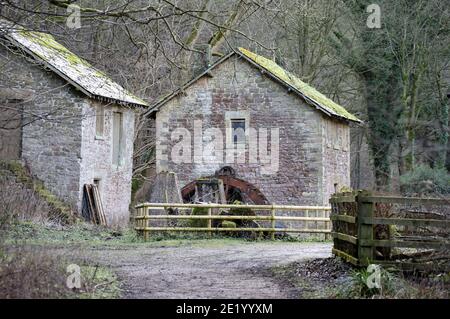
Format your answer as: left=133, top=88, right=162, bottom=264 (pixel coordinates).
left=225, top=111, right=249, bottom=148
left=231, top=118, right=246, bottom=144
left=95, top=105, right=105, bottom=138
left=112, top=112, right=123, bottom=166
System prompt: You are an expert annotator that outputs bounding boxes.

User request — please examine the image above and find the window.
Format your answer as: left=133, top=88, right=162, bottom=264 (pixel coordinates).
left=225, top=111, right=249, bottom=148
left=112, top=112, right=123, bottom=166
left=231, top=118, right=246, bottom=144
left=95, top=105, right=105, bottom=138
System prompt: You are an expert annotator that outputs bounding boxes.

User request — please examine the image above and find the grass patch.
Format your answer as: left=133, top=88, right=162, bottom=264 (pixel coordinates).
left=270, top=258, right=449, bottom=299
left=5, top=221, right=326, bottom=249
left=6, top=221, right=142, bottom=246
left=76, top=265, right=121, bottom=299
left=0, top=245, right=120, bottom=299
left=0, top=160, right=75, bottom=224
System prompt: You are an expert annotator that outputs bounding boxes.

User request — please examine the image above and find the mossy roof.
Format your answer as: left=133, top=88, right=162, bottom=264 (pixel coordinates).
left=237, top=48, right=360, bottom=122
left=147, top=48, right=361, bottom=123
left=0, top=19, right=148, bottom=107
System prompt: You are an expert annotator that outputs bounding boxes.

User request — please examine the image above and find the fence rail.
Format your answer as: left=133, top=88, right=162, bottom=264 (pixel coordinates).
left=330, top=191, right=450, bottom=271
left=134, top=202, right=332, bottom=240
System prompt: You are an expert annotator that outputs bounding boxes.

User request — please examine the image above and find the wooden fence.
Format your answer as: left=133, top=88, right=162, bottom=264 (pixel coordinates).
left=134, top=202, right=332, bottom=241
left=330, top=190, right=450, bottom=270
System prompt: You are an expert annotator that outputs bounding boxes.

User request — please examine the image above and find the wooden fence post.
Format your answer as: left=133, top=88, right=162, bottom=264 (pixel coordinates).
left=357, top=191, right=374, bottom=266
left=324, top=209, right=331, bottom=240
left=143, top=207, right=149, bottom=241
left=305, top=209, right=309, bottom=230
left=271, top=205, right=276, bottom=240
left=207, top=207, right=212, bottom=237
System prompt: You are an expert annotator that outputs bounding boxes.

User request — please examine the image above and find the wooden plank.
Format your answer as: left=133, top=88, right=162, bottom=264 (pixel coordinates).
left=332, top=248, right=359, bottom=266
left=360, top=217, right=449, bottom=228
left=359, top=239, right=450, bottom=249
left=357, top=191, right=374, bottom=266
left=133, top=215, right=330, bottom=222
left=270, top=207, right=275, bottom=240
left=329, top=195, right=356, bottom=203
left=134, top=227, right=332, bottom=233
left=330, top=214, right=356, bottom=224
left=92, top=184, right=107, bottom=226
left=325, top=210, right=331, bottom=240
left=207, top=207, right=212, bottom=237
left=375, top=260, right=450, bottom=272
left=135, top=202, right=331, bottom=211
left=358, top=195, right=449, bottom=206
left=331, top=232, right=358, bottom=245
left=81, top=184, right=92, bottom=222
left=85, top=184, right=98, bottom=225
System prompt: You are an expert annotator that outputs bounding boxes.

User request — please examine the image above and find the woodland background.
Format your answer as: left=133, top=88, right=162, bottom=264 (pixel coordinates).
left=1, top=0, right=449, bottom=197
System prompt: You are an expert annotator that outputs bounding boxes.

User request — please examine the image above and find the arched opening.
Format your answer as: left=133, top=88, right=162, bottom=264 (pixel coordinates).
left=180, top=166, right=270, bottom=205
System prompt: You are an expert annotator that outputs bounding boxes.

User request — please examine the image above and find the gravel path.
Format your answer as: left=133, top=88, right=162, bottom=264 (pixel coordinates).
left=85, top=241, right=332, bottom=299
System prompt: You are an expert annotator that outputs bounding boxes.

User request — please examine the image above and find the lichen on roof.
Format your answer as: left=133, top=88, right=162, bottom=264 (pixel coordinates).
left=0, top=18, right=148, bottom=107
left=237, top=47, right=361, bottom=122
left=20, top=31, right=91, bottom=67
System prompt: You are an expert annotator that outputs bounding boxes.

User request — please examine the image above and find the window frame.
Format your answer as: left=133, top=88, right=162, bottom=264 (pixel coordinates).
left=225, top=111, right=250, bottom=148
left=230, top=118, right=246, bottom=145
left=95, top=105, right=105, bottom=140
left=112, top=111, right=124, bottom=167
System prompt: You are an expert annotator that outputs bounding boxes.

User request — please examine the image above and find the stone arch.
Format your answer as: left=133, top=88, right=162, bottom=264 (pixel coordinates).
left=181, top=174, right=270, bottom=205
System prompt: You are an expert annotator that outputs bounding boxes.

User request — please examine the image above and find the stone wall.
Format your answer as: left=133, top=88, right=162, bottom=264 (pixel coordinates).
left=156, top=55, right=326, bottom=206
left=80, top=101, right=135, bottom=227
left=1, top=40, right=136, bottom=226
left=321, top=118, right=351, bottom=205
left=0, top=42, right=84, bottom=208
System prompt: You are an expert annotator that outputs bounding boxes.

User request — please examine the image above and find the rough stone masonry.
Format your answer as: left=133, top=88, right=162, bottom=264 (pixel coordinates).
left=0, top=37, right=136, bottom=227
left=153, top=53, right=351, bottom=207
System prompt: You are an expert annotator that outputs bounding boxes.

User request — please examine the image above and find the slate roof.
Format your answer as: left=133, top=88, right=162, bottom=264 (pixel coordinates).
left=147, top=48, right=361, bottom=123
left=0, top=19, right=148, bottom=108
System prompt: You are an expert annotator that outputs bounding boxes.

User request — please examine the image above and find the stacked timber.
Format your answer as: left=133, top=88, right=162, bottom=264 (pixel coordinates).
left=82, top=184, right=107, bottom=226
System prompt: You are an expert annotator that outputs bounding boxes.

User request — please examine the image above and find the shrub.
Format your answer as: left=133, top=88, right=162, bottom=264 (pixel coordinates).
left=0, top=173, right=52, bottom=242
left=400, top=164, right=450, bottom=195
left=0, top=246, right=71, bottom=298
left=221, top=220, right=237, bottom=228
left=0, top=245, right=120, bottom=299
left=349, top=266, right=394, bottom=298
left=0, top=161, right=75, bottom=225
left=188, top=207, right=209, bottom=228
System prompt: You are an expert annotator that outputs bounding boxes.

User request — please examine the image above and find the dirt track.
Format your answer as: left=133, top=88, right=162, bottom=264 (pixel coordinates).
left=85, top=241, right=332, bottom=299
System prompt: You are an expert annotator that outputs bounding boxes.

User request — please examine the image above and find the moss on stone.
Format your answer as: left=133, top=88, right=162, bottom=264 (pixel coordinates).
left=189, top=207, right=209, bottom=228
left=221, top=220, right=237, bottom=228
left=0, top=160, right=76, bottom=224
left=238, top=47, right=361, bottom=122
left=14, top=30, right=148, bottom=107
left=20, top=31, right=91, bottom=69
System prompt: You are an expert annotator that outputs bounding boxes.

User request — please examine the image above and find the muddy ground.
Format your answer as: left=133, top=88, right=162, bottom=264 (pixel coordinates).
left=80, top=241, right=332, bottom=299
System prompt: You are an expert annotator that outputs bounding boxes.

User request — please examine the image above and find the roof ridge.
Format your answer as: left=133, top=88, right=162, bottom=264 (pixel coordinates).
left=0, top=18, right=148, bottom=107
left=236, top=47, right=361, bottom=123
left=146, top=47, right=360, bottom=123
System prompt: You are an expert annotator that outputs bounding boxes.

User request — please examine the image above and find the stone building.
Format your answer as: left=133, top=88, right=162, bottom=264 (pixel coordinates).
left=0, top=19, right=148, bottom=226
left=146, top=48, right=361, bottom=206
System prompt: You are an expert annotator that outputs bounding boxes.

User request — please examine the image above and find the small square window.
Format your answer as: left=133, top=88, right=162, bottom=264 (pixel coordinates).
left=231, top=119, right=246, bottom=144
left=95, top=105, right=105, bottom=137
